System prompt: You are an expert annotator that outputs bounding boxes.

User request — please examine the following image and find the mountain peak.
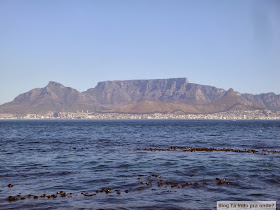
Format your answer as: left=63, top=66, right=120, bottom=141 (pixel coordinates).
left=224, top=88, right=240, bottom=96
left=47, top=81, right=65, bottom=88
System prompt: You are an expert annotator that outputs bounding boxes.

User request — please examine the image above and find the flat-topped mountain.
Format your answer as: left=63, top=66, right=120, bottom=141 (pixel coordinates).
left=0, top=78, right=279, bottom=114
left=84, top=78, right=226, bottom=106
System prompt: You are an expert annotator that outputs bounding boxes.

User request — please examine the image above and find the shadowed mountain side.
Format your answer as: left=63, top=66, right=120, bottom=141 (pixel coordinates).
left=102, top=89, right=265, bottom=114
left=0, top=82, right=96, bottom=114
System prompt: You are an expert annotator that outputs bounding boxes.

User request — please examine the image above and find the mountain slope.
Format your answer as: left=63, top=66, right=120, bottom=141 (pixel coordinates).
left=103, top=100, right=200, bottom=114
left=104, top=89, right=265, bottom=114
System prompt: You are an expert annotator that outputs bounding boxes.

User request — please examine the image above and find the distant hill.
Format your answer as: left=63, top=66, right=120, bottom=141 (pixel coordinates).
left=0, top=78, right=278, bottom=114
left=242, top=92, right=280, bottom=111
left=209, top=88, right=265, bottom=112
left=0, top=82, right=95, bottom=114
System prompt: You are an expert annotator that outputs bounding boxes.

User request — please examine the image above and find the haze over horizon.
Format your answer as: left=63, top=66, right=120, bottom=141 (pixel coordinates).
left=1, top=0, right=280, bottom=105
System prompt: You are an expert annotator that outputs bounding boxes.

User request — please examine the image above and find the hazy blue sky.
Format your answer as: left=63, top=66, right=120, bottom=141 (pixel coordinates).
left=0, top=0, right=279, bottom=105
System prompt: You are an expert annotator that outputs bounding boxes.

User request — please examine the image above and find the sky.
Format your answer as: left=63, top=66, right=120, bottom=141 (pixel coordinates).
left=0, top=0, right=279, bottom=105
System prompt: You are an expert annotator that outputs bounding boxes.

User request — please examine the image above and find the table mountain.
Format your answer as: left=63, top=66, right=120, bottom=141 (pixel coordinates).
left=83, top=78, right=226, bottom=106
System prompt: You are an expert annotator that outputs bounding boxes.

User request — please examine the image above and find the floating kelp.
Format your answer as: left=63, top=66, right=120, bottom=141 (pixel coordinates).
left=6, top=174, right=234, bottom=202
left=135, top=146, right=280, bottom=154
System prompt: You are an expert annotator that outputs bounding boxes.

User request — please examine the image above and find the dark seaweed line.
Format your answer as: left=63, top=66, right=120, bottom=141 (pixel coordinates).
left=135, top=146, right=280, bottom=154
left=6, top=174, right=233, bottom=202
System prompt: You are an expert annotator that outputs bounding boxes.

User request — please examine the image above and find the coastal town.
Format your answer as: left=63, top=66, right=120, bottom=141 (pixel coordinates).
left=1, top=110, right=280, bottom=120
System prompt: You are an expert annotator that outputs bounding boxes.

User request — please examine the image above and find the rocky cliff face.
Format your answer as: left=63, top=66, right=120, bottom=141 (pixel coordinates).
left=183, top=83, right=226, bottom=105
left=84, top=78, right=226, bottom=107
left=85, top=78, right=190, bottom=105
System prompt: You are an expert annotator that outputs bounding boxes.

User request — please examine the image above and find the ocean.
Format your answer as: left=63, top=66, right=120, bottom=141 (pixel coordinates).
left=0, top=120, right=279, bottom=209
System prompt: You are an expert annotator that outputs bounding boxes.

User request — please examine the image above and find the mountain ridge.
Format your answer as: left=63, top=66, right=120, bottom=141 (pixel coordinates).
left=0, top=78, right=279, bottom=114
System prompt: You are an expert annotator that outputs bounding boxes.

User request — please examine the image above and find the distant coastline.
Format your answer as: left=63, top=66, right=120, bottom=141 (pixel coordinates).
left=1, top=110, right=280, bottom=120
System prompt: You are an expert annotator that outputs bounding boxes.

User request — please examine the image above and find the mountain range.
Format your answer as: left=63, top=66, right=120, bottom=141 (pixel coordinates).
left=0, top=78, right=279, bottom=115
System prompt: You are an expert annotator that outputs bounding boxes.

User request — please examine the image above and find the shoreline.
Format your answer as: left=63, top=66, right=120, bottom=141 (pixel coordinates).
left=1, top=110, right=280, bottom=120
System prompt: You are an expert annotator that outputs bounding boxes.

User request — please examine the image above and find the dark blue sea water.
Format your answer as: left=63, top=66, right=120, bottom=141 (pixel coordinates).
left=0, top=120, right=279, bottom=209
